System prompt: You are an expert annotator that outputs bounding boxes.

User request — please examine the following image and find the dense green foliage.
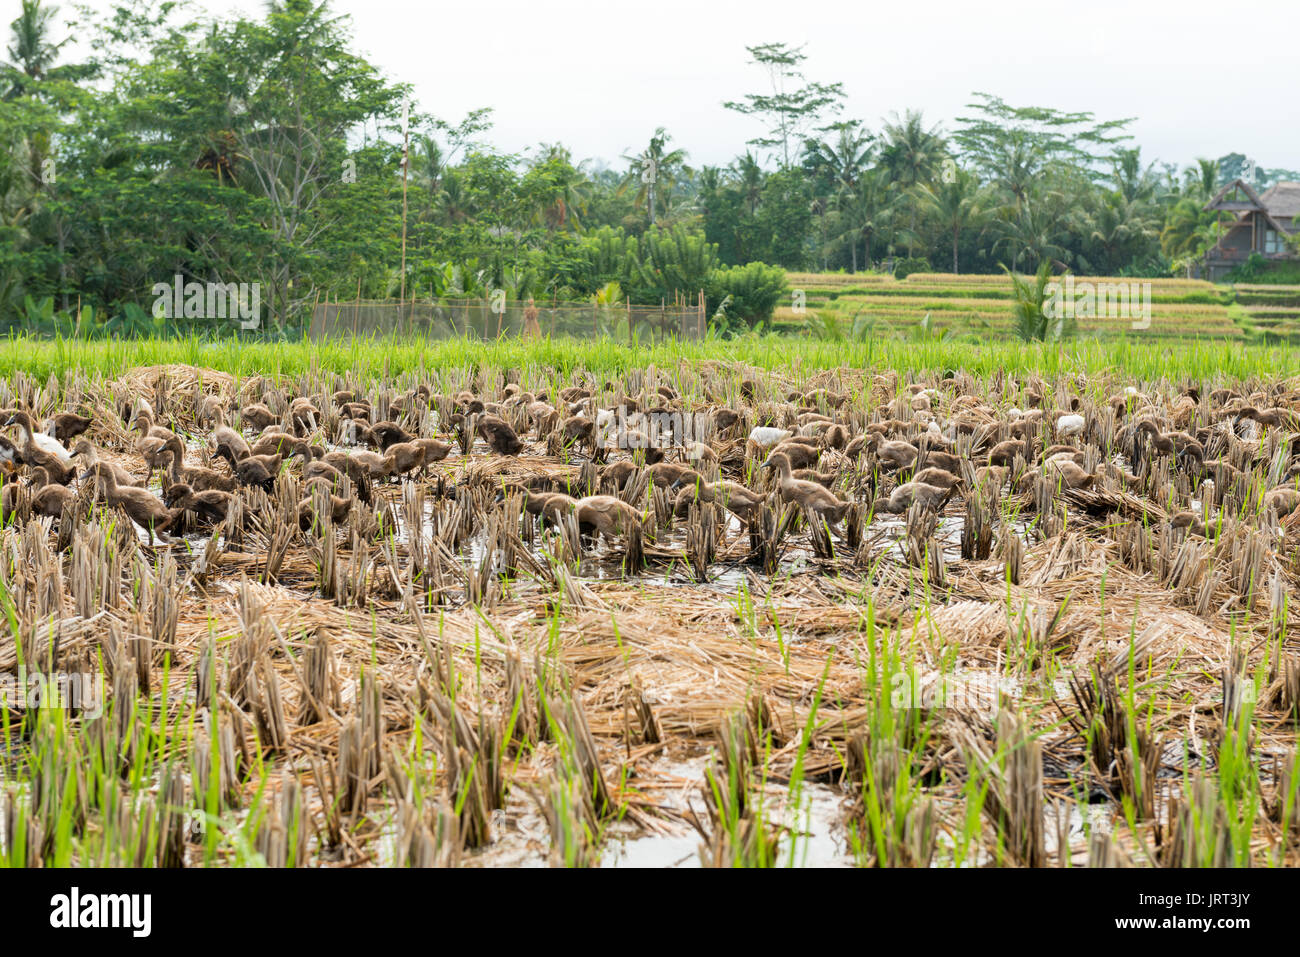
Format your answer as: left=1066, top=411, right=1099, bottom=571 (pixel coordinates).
left=2, top=0, right=1295, bottom=339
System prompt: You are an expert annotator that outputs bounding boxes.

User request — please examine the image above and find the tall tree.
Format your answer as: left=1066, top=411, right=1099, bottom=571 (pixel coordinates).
left=619, top=127, right=688, bottom=227
left=879, top=110, right=946, bottom=257
left=918, top=167, right=986, bottom=273
left=723, top=42, right=844, bottom=169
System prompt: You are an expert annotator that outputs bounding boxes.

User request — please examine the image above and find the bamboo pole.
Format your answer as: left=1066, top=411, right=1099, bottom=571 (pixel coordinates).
left=399, top=99, right=410, bottom=307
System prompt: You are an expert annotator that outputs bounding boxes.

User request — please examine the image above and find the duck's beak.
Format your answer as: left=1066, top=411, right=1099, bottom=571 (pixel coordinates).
left=2, top=416, right=14, bottom=427
left=759, top=457, right=773, bottom=470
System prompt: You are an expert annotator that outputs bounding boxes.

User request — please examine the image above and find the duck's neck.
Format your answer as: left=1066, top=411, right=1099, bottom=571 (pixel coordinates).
left=14, top=415, right=34, bottom=446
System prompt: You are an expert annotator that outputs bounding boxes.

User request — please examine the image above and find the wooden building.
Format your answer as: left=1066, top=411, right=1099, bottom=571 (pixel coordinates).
left=1202, top=179, right=1300, bottom=280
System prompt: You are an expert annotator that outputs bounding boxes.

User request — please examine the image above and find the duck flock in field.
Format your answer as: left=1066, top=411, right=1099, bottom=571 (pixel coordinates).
left=1, top=366, right=1300, bottom=573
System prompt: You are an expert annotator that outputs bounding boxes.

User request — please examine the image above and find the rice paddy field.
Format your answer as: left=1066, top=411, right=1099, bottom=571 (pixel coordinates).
left=780, top=272, right=1300, bottom=344
left=2, top=335, right=1300, bottom=869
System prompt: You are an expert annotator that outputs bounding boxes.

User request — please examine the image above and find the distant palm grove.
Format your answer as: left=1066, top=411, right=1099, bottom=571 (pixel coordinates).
left=2, top=0, right=1297, bottom=336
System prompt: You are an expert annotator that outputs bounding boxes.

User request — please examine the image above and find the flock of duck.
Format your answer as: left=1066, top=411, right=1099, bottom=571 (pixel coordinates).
left=1, top=372, right=1299, bottom=562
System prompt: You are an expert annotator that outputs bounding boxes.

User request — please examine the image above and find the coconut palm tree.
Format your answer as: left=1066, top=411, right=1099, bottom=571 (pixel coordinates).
left=2, top=0, right=67, bottom=99
left=619, top=127, right=689, bottom=226
left=527, top=143, right=590, bottom=231
left=841, top=168, right=894, bottom=272
left=878, top=110, right=946, bottom=256
left=731, top=151, right=764, bottom=217
left=993, top=190, right=1070, bottom=272
left=918, top=167, right=986, bottom=273
left=805, top=122, right=874, bottom=193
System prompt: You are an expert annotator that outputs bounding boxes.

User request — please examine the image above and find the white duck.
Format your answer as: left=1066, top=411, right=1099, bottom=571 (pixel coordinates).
left=748, top=425, right=793, bottom=449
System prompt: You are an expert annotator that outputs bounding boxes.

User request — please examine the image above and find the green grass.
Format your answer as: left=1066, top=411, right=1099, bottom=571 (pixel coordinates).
left=5, top=332, right=1299, bottom=382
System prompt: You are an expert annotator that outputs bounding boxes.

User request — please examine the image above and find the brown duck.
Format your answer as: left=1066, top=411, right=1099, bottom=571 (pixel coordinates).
left=82, top=462, right=178, bottom=544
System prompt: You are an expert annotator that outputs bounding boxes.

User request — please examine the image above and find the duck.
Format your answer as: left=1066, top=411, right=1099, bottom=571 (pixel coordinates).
left=363, top=420, right=415, bottom=452
left=0, top=435, right=19, bottom=471
left=239, top=403, right=278, bottom=432
left=671, top=479, right=764, bottom=524
left=69, top=439, right=144, bottom=489
left=1264, top=487, right=1300, bottom=518
left=574, top=495, right=648, bottom=542
left=684, top=442, right=719, bottom=467
left=1168, top=511, right=1208, bottom=537
left=81, top=462, right=178, bottom=544
left=600, top=460, right=637, bottom=491
left=647, top=461, right=701, bottom=490
left=760, top=451, right=852, bottom=525
left=476, top=415, right=525, bottom=456
left=4, top=411, right=76, bottom=484
left=43, top=411, right=92, bottom=444
left=1236, top=406, right=1298, bottom=431
left=771, top=439, right=821, bottom=471
left=289, top=398, right=322, bottom=435
left=28, top=466, right=76, bottom=519
left=322, top=450, right=377, bottom=489
left=863, top=434, right=919, bottom=471
left=1132, top=420, right=1204, bottom=467
left=912, top=466, right=962, bottom=490
left=514, top=488, right=578, bottom=527
left=212, top=419, right=251, bottom=469
left=297, top=478, right=352, bottom=530
left=1040, top=459, right=1097, bottom=490
left=165, top=446, right=238, bottom=494
left=747, top=425, right=792, bottom=450
left=380, top=440, right=431, bottom=483
left=234, top=453, right=282, bottom=492
left=1053, top=412, right=1086, bottom=438
left=874, top=481, right=955, bottom=514
left=249, top=431, right=307, bottom=458
left=163, top=483, right=233, bottom=524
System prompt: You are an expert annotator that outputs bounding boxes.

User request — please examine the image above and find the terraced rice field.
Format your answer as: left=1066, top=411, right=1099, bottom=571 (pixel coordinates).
left=1233, top=285, right=1300, bottom=345
left=780, top=272, right=1243, bottom=340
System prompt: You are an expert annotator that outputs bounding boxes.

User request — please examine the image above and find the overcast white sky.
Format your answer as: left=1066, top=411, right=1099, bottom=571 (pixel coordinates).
left=48, top=0, right=1300, bottom=172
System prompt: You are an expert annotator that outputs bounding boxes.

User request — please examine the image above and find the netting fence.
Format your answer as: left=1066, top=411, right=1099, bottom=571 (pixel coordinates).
left=308, top=297, right=707, bottom=342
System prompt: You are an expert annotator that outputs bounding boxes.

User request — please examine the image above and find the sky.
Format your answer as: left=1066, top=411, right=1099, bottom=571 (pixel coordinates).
left=47, top=0, right=1300, bottom=173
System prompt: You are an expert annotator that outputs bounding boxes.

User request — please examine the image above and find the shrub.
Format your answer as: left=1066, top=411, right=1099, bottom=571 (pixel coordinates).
left=892, top=256, right=931, bottom=279
left=706, top=262, right=787, bottom=329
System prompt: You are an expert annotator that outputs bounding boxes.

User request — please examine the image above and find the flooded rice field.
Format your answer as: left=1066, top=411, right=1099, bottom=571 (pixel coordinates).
left=1, top=360, right=1299, bottom=867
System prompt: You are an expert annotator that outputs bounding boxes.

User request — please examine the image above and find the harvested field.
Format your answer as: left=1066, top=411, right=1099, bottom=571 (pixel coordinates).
left=2, top=357, right=1300, bottom=868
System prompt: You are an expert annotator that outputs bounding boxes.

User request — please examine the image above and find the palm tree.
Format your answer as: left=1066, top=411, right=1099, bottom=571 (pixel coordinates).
left=2, top=0, right=67, bottom=99
left=528, top=143, right=590, bottom=231
left=408, top=134, right=446, bottom=223
left=842, top=168, right=893, bottom=272
left=620, top=127, right=689, bottom=226
left=1185, top=157, right=1219, bottom=201
left=1111, top=148, right=1158, bottom=204
left=993, top=189, right=1070, bottom=272
left=732, top=151, right=764, bottom=217
left=805, top=122, right=874, bottom=192
left=1087, top=190, right=1156, bottom=274
left=1006, top=260, right=1071, bottom=342
left=918, top=167, right=985, bottom=273
left=803, top=123, right=873, bottom=270
left=878, top=110, right=946, bottom=256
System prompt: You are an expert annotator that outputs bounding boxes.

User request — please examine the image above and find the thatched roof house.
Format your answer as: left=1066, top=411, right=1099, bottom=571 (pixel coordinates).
left=1202, top=179, right=1300, bottom=280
